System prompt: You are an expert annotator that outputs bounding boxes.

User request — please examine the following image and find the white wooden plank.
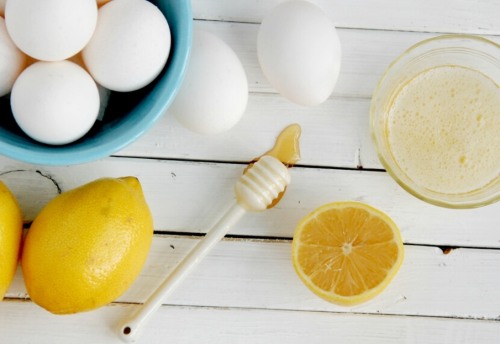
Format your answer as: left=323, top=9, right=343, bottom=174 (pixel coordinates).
left=1, top=156, right=498, bottom=247
left=6, top=236, right=500, bottom=320
left=192, top=21, right=500, bottom=99
left=192, top=0, right=500, bottom=35
left=119, top=93, right=381, bottom=169
left=193, top=22, right=428, bottom=99
left=0, top=301, right=499, bottom=344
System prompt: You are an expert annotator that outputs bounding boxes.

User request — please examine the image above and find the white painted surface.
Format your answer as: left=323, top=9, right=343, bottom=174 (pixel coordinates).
left=1, top=156, right=498, bottom=247
left=191, top=0, right=500, bottom=34
left=0, top=0, right=499, bottom=343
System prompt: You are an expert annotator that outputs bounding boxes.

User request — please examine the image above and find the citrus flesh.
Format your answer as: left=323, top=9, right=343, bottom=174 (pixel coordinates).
left=292, top=201, right=404, bottom=306
left=22, top=177, right=153, bottom=314
left=0, top=181, right=23, bottom=300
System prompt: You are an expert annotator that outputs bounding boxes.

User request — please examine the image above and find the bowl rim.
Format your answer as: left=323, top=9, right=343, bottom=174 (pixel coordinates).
left=370, top=34, right=500, bottom=209
left=0, top=0, right=193, bottom=166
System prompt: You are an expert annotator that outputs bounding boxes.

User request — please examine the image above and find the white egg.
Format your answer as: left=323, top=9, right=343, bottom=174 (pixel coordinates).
left=11, top=61, right=100, bottom=145
left=82, top=0, right=171, bottom=92
left=0, top=17, right=27, bottom=97
left=5, top=0, right=97, bottom=61
left=170, top=30, right=248, bottom=135
left=257, top=0, right=342, bottom=106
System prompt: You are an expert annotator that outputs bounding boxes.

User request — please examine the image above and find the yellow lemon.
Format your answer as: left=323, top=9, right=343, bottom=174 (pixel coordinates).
left=22, top=177, right=153, bottom=314
left=0, top=181, right=23, bottom=300
left=292, top=201, right=404, bottom=306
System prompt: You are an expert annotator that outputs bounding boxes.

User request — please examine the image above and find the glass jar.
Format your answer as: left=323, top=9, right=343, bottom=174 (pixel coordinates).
left=370, top=35, right=499, bottom=208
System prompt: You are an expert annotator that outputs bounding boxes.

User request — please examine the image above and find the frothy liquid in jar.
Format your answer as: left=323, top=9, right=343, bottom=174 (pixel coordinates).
left=387, top=66, right=500, bottom=194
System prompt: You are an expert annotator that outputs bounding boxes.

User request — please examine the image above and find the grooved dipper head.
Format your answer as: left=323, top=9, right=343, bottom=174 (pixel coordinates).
left=234, top=155, right=291, bottom=211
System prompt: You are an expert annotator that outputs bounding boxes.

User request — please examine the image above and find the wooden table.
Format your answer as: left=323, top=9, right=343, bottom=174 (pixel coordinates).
left=1, top=1, right=499, bottom=343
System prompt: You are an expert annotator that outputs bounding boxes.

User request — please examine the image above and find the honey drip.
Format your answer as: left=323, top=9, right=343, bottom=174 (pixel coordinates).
left=245, top=123, right=301, bottom=208
left=262, top=123, right=301, bottom=167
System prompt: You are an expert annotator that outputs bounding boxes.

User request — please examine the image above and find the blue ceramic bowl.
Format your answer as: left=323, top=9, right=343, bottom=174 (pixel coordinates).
left=0, top=0, right=192, bottom=165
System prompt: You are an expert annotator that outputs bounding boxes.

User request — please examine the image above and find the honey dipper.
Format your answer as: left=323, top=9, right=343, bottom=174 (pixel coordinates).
left=118, top=155, right=291, bottom=342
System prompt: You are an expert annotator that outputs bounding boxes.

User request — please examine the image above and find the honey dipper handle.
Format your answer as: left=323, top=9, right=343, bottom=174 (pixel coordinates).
left=118, top=156, right=290, bottom=342
left=119, top=203, right=246, bottom=342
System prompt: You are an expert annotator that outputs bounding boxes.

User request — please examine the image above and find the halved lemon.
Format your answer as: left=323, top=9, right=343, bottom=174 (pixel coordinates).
left=292, top=201, right=404, bottom=306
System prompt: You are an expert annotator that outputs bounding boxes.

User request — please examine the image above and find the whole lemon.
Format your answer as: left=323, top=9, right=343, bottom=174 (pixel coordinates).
left=0, top=181, right=23, bottom=300
left=22, top=177, right=153, bottom=314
